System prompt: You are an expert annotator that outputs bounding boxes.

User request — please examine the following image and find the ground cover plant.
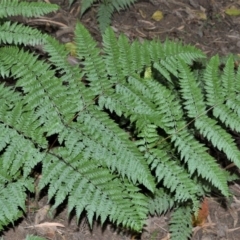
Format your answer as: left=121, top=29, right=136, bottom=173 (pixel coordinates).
left=1, top=1, right=240, bottom=239
left=71, top=0, right=139, bottom=32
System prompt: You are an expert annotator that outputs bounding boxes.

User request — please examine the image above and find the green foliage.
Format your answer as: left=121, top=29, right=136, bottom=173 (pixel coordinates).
left=170, top=204, right=193, bottom=240
left=78, top=0, right=138, bottom=32
left=25, top=235, right=47, bottom=240
left=0, top=0, right=58, bottom=18
left=1, top=1, right=240, bottom=239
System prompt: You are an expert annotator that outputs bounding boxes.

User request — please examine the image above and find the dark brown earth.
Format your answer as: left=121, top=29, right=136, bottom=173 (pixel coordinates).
left=2, top=0, right=240, bottom=239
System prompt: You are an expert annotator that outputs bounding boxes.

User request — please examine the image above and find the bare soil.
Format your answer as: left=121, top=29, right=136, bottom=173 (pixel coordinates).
left=2, top=0, right=240, bottom=239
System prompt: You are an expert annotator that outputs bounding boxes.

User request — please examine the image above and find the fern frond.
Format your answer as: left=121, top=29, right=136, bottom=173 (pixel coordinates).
left=203, top=55, right=223, bottom=105
left=145, top=80, right=229, bottom=196
left=80, top=0, right=96, bottom=16
left=40, top=148, right=149, bottom=231
left=195, top=117, right=240, bottom=170
left=177, top=57, right=240, bottom=182
left=177, top=58, right=206, bottom=118
left=177, top=56, right=240, bottom=170
left=137, top=124, right=199, bottom=209
left=0, top=0, right=58, bottom=18
left=112, top=0, right=138, bottom=11
left=2, top=8, right=240, bottom=236
left=26, top=235, right=47, bottom=240
left=43, top=35, right=94, bottom=108
left=148, top=188, right=175, bottom=215
left=0, top=178, right=33, bottom=230
left=149, top=40, right=205, bottom=79
left=98, top=3, right=114, bottom=33
left=210, top=56, right=240, bottom=132
left=74, top=23, right=113, bottom=95
left=221, top=55, right=236, bottom=97
left=174, top=132, right=229, bottom=196
left=170, top=204, right=193, bottom=240
left=0, top=21, right=46, bottom=46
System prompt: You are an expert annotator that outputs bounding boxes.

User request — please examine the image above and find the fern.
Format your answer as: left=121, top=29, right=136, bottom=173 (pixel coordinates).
left=0, top=0, right=58, bottom=18
left=25, top=235, right=47, bottom=240
left=170, top=204, right=193, bottom=240
left=1, top=1, right=240, bottom=239
left=79, top=0, right=138, bottom=32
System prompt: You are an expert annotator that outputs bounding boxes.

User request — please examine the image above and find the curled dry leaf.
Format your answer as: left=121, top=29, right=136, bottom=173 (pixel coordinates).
left=26, top=222, right=65, bottom=240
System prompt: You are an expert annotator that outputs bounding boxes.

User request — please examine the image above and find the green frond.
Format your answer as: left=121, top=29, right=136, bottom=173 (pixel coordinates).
left=112, top=0, right=138, bottom=11
left=173, top=132, right=229, bottom=196
left=80, top=0, right=96, bottom=16
left=2, top=3, right=240, bottom=236
left=137, top=124, right=199, bottom=209
left=97, top=3, right=114, bottom=33
left=148, top=188, right=175, bottom=215
left=0, top=22, right=46, bottom=46
left=40, top=148, right=148, bottom=231
left=145, top=80, right=229, bottom=196
left=0, top=178, right=33, bottom=230
left=221, top=55, right=236, bottom=97
left=81, top=0, right=138, bottom=32
left=0, top=0, right=58, bottom=18
left=170, top=204, right=193, bottom=240
left=74, top=23, right=113, bottom=95
left=26, top=235, right=47, bottom=240
left=177, top=58, right=206, bottom=118
left=203, top=55, right=223, bottom=105
left=195, top=117, right=240, bottom=170
left=43, top=35, right=94, bottom=108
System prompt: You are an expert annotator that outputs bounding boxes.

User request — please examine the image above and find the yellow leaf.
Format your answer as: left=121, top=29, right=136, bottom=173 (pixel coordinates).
left=225, top=6, right=240, bottom=16
left=151, top=10, right=163, bottom=21
left=65, top=42, right=77, bottom=56
left=144, top=67, right=152, bottom=79
left=196, top=11, right=207, bottom=20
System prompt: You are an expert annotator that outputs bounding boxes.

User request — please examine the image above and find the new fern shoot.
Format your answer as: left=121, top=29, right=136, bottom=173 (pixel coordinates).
left=0, top=1, right=240, bottom=240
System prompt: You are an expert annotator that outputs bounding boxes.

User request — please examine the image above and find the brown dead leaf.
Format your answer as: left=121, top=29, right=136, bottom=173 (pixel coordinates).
left=26, top=222, right=65, bottom=240
left=192, top=198, right=209, bottom=227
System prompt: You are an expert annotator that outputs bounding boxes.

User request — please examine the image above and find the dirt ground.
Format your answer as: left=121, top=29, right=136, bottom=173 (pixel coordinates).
left=2, top=0, right=240, bottom=239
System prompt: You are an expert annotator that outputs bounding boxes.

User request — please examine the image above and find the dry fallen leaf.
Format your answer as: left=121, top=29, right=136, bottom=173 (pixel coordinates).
left=195, top=10, right=207, bottom=20
left=152, top=10, right=163, bottom=21
left=26, top=222, right=65, bottom=240
left=192, top=198, right=209, bottom=227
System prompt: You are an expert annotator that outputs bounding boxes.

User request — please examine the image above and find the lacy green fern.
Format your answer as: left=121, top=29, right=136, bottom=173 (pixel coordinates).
left=1, top=1, right=240, bottom=239
left=78, top=0, right=138, bottom=32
